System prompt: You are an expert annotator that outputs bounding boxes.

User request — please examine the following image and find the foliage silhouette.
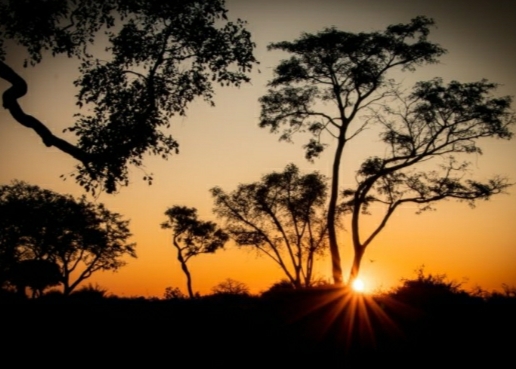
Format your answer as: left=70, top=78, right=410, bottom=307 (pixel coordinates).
left=211, top=278, right=250, bottom=296
left=0, top=0, right=258, bottom=194
left=162, top=205, right=228, bottom=298
left=0, top=181, right=136, bottom=295
left=211, top=164, right=331, bottom=288
left=0, top=271, right=515, bottom=366
left=500, top=284, right=516, bottom=298
left=267, top=279, right=296, bottom=291
left=392, top=267, right=465, bottom=299
left=163, top=286, right=186, bottom=300
left=70, top=283, right=110, bottom=300
left=259, top=16, right=514, bottom=284
left=487, top=284, right=516, bottom=303
left=7, top=259, right=61, bottom=298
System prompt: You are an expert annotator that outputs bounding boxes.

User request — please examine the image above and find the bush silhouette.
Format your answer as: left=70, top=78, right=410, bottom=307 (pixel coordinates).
left=163, top=286, right=186, bottom=300
left=70, top=284, right=110, bottom=300
left=390, top=267, right=469, bottom=307
left=211, top=278, right=250, bottom=296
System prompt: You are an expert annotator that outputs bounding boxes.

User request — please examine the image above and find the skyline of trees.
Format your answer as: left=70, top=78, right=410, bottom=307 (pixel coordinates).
left=1, top=2, right=508, bottom=294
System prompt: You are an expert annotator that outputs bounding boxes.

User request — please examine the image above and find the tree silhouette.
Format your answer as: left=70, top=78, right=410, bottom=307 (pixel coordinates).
left=0, top=181, right=136, bottom=295
left=0, top=0, right=258, bottom=194
left=211, top=278, right=250, bottom=296
left=163, top=286, right=186, bottom=300
left=162, top=205, right=228, bottom=298
left=259, top=16, right=513, bottom=284
left=340, top=79, right=513, bottom=281
left=211, top=164, right=330, bottom=288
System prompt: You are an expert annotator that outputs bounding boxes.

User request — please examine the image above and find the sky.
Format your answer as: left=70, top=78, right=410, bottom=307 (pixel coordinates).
left=1, top=0, right=515, bottom=297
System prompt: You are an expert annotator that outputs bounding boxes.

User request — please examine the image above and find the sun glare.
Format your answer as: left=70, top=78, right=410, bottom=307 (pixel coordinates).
left=352, top=278, right=365, bottom=292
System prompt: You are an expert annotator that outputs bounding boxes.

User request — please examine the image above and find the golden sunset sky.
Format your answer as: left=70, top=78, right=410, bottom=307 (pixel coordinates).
left=1, top=0, right=515, bottom=297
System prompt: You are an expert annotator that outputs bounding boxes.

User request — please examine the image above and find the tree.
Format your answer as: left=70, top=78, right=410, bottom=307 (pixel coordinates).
left=259, top=17, right=513, bottom=284
left=0, top=0, right=258, bottom=194
left=0, top=181, right=136, bottom=295
left=162, top=205, right=228, bottom=298
left=211, top=278, right=250, bottom=296
left=340, top=79, right=513, bottom=281
left=211, top=164, right=330, bottom=288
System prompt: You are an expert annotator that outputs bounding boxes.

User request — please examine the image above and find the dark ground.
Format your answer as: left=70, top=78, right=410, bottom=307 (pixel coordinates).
left=2, top=286, right=515, bottom=367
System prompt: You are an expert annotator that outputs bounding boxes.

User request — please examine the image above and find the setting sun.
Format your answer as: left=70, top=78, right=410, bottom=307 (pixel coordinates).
left=352, top=279, right=365, bottom=292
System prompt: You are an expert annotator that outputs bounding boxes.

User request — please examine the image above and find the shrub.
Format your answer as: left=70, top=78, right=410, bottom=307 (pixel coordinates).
left=163, top=287, right=186, bottom=300
left=70, top=283, right=110, bottom=300
left=390, top=266, right=469, bottom=306
left=211, top=278, right=250, bottom=296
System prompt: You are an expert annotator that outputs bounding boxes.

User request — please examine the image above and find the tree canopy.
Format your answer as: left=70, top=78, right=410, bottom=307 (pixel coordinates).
left=0, top=0, right=258, bottom=194
left=0, top=181, right=136, bottom=295
left=259, top=17, right=514, bottom=284
left=341, top=78, right=513, bottom=281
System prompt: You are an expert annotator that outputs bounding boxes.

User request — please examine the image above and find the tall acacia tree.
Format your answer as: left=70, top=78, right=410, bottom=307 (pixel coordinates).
left=0, top=0, right=257, bottom=194
left=259, top=17, right=513, bottom=284
left=162, top=206, right=228, bottom=298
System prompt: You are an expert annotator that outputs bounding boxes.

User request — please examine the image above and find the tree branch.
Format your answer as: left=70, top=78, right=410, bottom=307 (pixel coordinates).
left=0, top=61, right=98, bottom=173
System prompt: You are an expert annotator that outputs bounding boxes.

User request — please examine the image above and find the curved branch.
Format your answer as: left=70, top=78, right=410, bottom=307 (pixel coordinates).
left=1, top=61, right=93, bottom=164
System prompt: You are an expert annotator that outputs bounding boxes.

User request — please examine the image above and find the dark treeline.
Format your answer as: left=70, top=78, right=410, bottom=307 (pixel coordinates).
left=2, top=273, right=515, bottom=367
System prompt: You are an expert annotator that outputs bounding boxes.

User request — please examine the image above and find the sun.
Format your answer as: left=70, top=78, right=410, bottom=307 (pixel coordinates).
left=352, top=278, right=365, bottom=293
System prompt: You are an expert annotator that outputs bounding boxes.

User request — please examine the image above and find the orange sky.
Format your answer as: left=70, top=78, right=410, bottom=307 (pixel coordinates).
left=1, top=0, right=515, bottom=297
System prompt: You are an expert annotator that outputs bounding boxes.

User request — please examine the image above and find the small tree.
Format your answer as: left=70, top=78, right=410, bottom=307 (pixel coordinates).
left=259, top=17, right=513, bottom=284
left=163, top=286, right=186, bottom=300
left=0, top=181, right=136, bottom=295
left=162, top=206, right=228, bottom=298
left=0, top=0, right=257, bottom=194
left=211, top=164, right=330, bottom=288
left=211, top=278, right=250, bottom=296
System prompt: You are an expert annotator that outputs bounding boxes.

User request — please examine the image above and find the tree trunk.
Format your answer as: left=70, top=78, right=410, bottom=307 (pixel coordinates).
left=175, top=245, right=194, bottom=299
left=63, top=284, right=72, bottom=296
left=348, top=246, right=365, bottom=285
left=327, top=133, right=346, bottom=285
left=181, top=261, right=194, bottom=299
